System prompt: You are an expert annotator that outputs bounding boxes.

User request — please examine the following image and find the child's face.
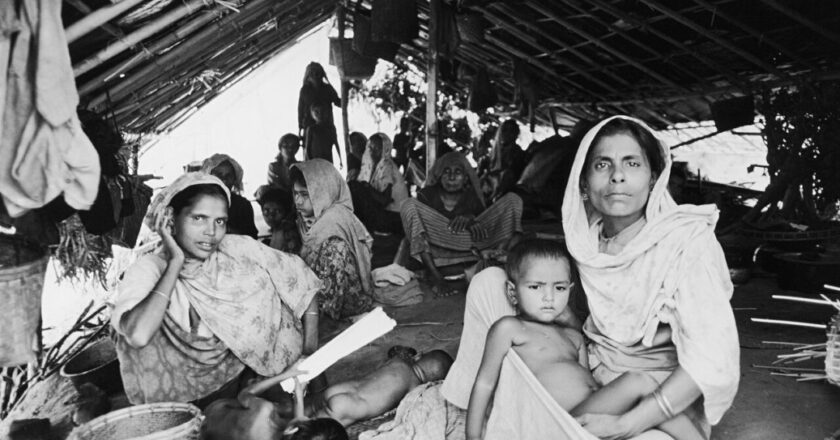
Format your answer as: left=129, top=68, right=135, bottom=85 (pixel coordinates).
left=261, top=201, right=285, bottom=229
left=507, top=256, right=573, bottom=323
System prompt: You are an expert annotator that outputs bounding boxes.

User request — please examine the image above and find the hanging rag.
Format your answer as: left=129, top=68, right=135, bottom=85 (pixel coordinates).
left=0, top=0, right=100, bottom=218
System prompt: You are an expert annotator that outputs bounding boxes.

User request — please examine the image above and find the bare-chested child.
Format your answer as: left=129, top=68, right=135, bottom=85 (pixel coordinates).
left=466, top=239, right=703, bottom=440
left=308, top=350, right=453, bottom=426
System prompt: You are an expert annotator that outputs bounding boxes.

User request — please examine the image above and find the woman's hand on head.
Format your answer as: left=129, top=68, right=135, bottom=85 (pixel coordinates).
left=575, top=413, right=633, bottom=440
left=159, top=208, right=185, bottom=264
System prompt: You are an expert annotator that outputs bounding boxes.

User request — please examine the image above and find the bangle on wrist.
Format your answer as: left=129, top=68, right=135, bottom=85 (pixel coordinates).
left=652, top=388, right=676, bottom=419
left=151, top=290, right=170, bottom=301
left=304, top=311, right=318, bottom=315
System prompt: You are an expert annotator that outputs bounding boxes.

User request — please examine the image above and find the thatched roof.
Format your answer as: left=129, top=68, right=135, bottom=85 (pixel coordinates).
left=68, top=0, right=840, bottom=136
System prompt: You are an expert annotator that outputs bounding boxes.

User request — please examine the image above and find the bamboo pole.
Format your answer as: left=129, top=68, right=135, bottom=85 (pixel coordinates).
left=751, top=317, right=825, bottom=330
left=78, top=6, right=229, bottom=97
left=690, top=0, right=815, bottom=70
left=757, top=0, right=840, bottom=47
left=337, top=3, right=350, bottom=170
left=637, top=0, right=788, bottom=79
left=64, top=0, right=128, bottom=41
left=65, top=0, right=146, bottom=43
left=586, top=0, right=748, bottom=90
left=558, top=0, right=714, bottom=91
left=426, top=0, right=440, bottom=175
left=86, top=0, right=281, bottom=110
left=74, top=0, right=216, bottom=78
left=526, top=2, right=684, bottom=91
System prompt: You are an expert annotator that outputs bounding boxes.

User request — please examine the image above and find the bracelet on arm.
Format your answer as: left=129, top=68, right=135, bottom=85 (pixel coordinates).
left=304, top=311, right=319, bottom=316
left=652, top=388, right=676, bottom=419
left=150, top=290, right=170, bottom=301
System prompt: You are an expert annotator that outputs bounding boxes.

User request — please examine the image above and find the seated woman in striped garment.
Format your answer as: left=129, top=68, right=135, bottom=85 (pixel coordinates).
left=400, top=152, right=523, bottom=297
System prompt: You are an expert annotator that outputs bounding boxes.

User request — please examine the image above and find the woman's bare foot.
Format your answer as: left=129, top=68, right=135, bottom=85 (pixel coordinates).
left=431, top=279, right=461, bottom=298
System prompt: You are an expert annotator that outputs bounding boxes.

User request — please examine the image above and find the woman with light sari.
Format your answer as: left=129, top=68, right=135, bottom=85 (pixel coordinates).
left=442, top=116, right=739, bottom=439
left=110, top=172, right=321, bottom=407
left=291, top=159, right=374, bottom=320
left=352, top=132, right=409, bottom=235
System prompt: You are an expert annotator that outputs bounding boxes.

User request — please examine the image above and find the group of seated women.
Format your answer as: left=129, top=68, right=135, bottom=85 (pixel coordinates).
left=108, top=115, right=738, bottom=440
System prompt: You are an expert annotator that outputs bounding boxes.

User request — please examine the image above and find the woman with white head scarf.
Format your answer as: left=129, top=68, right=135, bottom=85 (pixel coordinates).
left=441, top=116, right=739, bottom=439
left=352, top=132, right=409, bottom=234
left=291, top=159, right=374, bottom=319
left=201, top=153, right=258, bottom=238
left=110, top=172, right=321, bottom=407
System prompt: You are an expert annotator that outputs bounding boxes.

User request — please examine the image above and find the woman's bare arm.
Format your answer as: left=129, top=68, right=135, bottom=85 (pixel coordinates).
left=120, top=224, right=185, bottom=348
left=302, top=298, right=319, bottom=355
left=576, top=367, right=701, bottom=440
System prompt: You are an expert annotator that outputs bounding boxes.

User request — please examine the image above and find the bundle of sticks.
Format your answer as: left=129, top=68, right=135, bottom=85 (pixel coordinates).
left=751, top=284, right=840, bottom=384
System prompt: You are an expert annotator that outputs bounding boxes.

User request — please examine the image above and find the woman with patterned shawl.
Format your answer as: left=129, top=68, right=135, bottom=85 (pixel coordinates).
left=400, top=151, right=523, bottom=297
left=351, top=132, right=409, bottom=234
left=441, top=116, right=739, bottom=439
left=291, top=159, right=374, bottom=320
left=201, top=153, right=258, bottom=238
left=109, top=172, right=322, bottom=407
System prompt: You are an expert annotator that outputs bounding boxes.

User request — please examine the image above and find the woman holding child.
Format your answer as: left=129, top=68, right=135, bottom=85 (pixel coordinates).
left=110, top=173, right=322, bottom=407
left=446, top=116, right=740, bottom=439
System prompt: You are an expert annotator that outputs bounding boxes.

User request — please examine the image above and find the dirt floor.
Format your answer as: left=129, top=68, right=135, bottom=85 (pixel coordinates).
left=2, top=222, right=840, bottom=439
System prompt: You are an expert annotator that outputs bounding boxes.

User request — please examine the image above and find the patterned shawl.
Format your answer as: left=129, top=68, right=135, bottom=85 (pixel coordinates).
left=137, top=172, right=321, bottom=377
left=561, top=115, right=739, bottom=423
left=200, top=153, right=244, bottom=193
left=358, top=133, right=409, bottom=211
left=425, top=152, right=485, bottom=208
left=292, top=159, right=373, bottom=293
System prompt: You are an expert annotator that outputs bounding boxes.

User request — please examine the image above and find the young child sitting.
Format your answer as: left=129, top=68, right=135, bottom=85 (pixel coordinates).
left=258, top=187, right=301, bottom=253
left=308, top=350, right=453, bottom=427
left=466, top=239, right=703, bottom=440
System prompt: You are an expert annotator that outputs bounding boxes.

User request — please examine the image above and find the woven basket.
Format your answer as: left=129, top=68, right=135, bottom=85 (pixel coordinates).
left=826, top=313, right=840, bottom=387
left=0, top=234, right=48, bottom=367
left=67, top=402, right=204, bottom=440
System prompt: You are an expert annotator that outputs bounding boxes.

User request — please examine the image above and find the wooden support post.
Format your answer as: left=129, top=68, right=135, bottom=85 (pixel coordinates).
left=426, top=0, right=440, bottom=175
left=337, top=3, right=350, bottom=170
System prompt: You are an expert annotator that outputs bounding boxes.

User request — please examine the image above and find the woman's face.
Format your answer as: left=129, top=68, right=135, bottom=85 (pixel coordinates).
left=369, top=136, right=383, bottom=163
left=173, top=194, right=228, bottom=260
left=293, top=182, right=314, bottom=217
left=211, top=161, right=237, bottom=191
left=440, top=162, right=466, bottom=193
left=583, top=133, right=653, bottom=224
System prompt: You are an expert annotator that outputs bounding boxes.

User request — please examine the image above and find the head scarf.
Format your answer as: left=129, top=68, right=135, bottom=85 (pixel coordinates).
left=292, top=159, right=373, bottom=293
left=426, top=152, right=485, bottom=208
left=138, top=172, right=321, bottom=377
left=358, top=133, right=408, bottom=211
left=201, top=153, right=244, bottom=193
left=561, top=115, right=738, bottom=423
left=144, top=172, right=230, bottom=234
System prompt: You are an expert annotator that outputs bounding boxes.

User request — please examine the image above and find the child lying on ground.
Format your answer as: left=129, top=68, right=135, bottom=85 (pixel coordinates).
left=200, top=367, right=346, bottom=440
left=466, top=239, right=703, bottom=440
left=199, top=349, right=453, bottom=439
left=308, top=349, right=453, bottom=426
